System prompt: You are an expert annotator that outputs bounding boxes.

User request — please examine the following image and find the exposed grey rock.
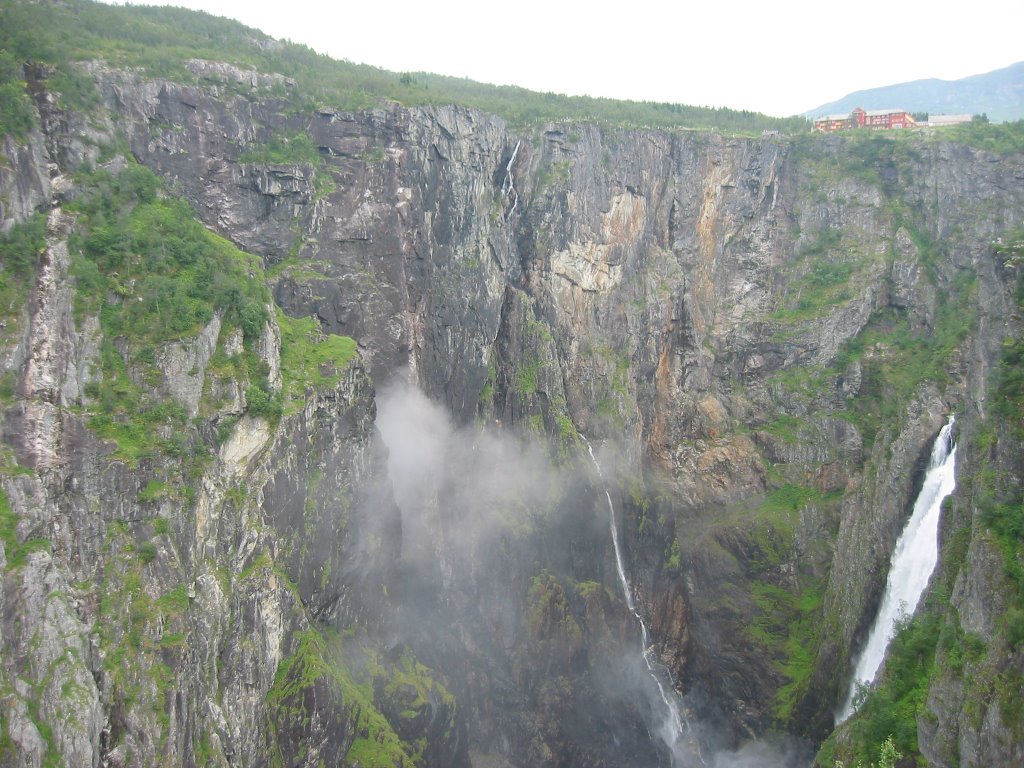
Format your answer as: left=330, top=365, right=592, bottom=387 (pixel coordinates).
left=157, top=313, right=221, bottom=419
left=0, top=132, right=50, bottom=234
left=952, top=529, right=1007, bottom=641
left=3, top=690, right=47, bottom=768
left=185, top=59, right=296, bottom=90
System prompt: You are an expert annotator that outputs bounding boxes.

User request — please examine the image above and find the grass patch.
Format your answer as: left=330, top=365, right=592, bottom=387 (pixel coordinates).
left=761, top=415, right=808, bottom=444
left=239, top=132, right=321, bottom=165
left=156, top=585, right=189, bottom=616
left=277, top=310, right=358, bottom=414
left=773, top=228, right=867, bottom=324
left=137, top=480, right=168, bottom=504
left=761, top=484, right=822, bottom=519
left=514, top=358, right=542, bottom=396
left=0, top=488, right=51, bottom=569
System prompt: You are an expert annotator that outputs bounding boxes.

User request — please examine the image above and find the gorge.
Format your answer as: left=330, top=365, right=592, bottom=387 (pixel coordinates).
left=1, top=3, right=1023, bottom=767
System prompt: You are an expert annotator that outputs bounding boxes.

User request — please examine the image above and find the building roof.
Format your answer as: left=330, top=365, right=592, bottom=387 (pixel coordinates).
left=815, top=108, right=913, bottom=122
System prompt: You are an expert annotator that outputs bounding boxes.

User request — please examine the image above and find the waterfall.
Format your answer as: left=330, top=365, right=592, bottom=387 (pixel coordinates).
left=583, top=438, right=704, bottom=767
left=501, top=141, right=521, bottom=220
left=837, top=416, right=957, bottom=722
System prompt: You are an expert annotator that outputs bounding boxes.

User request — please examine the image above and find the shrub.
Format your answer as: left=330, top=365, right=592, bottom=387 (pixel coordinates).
left=245, top=383, right=282, bottom=420
left=138, top=541, right=157, bottom=564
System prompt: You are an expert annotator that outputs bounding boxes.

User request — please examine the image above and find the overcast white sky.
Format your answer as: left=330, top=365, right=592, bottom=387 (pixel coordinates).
left=111, top=0, right=1020, bottom=116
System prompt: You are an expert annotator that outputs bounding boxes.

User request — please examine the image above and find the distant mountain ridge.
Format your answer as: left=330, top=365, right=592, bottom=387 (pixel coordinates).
left=808, top=61, right=1024, bottom=122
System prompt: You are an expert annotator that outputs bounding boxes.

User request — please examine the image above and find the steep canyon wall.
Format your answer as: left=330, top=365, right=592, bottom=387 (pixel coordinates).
left=0, top=60, right=1022, bottom=766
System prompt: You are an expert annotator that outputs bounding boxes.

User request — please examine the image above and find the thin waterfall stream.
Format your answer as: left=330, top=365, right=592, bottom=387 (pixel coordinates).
left=501, top=140, right=521, bottom=220
left=583, top=437, right=704, bottom=767
left=837, top=416, right=957, bottom=722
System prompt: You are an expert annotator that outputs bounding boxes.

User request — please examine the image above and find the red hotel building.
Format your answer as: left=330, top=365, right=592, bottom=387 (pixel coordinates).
left=813, top=107, right=917, bottom=132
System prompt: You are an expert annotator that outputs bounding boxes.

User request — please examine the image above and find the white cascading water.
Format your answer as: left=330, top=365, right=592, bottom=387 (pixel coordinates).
left=837, top=416, right=957, bottom=722
left=501, top=140, right=521, bottom=220
left=583, top=438, right=704, bottom=767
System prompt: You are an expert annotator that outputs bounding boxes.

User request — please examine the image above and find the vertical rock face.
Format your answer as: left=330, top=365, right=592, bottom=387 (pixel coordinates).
left=0, top=132, right=50, bottom=234
left=1, top=56, right=1023, bottom=768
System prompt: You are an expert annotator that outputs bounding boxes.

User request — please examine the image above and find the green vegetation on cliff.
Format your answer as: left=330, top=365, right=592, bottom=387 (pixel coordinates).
left=0, top=212, right=45, bottom=288
left=266, top=627, right=455, bottom=768
left=265, top=629, right=411, bottom=768
left=741, top=485, right=839, bottom=722
left=780, top=133, right=977, bottom=446
left=65, top=161, right=272, bottom=459
left=69, top=163, right=269, bottom=343
left=944, top=120, right=1024, bottom=155
left=838, top=291, right=974, bottom=447
left=822, top=230, right=1024, bottom=766
left=772, top=228, right=866, bottom=325
left=0, top=488, right=50, bottom=569
left=59, top=157, right=359, bottom=458
left=0, top=48, right=34, bottom=139
left=751, top=580, right=825, bottom=720
left=0, top=213, right=46, bottom=347
left=981, top=230, right=1024, bottom=633
left=238, top=133, right=322, bottom=165
left=278, top=311, right=359, bottom=415
left=839, top=610, right=942, bottom=763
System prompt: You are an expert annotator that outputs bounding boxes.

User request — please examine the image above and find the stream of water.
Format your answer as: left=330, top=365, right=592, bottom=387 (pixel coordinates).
left=583, top=437, right=704, bottom=767
left=501, top=140, right=521, bottom=220
left=837, top=416, right=957, bottom=722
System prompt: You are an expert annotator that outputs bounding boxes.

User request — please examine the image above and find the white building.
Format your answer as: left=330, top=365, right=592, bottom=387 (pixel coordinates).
left=926, top=114, right=973, bottom=127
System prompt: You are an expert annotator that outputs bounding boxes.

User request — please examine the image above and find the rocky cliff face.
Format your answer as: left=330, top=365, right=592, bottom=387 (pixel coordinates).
left=1, top=58, right=1023, bottom=767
